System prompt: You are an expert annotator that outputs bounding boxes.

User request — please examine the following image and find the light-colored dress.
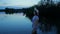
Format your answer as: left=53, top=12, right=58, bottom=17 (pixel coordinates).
left=32, top=15, right=39, bottom=30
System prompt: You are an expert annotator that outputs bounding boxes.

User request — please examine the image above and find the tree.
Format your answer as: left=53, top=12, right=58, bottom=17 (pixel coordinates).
left=37, top=0, right=55, bottom=6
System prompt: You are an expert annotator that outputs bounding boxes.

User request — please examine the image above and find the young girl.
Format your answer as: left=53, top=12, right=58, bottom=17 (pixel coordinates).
left=32, top=8, right=39, bottom=34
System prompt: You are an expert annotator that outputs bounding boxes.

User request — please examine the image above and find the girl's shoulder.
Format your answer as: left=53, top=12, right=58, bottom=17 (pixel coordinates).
left=32, top=15, right=39, bottom=19
left=35, top=16, right=39, bottom=19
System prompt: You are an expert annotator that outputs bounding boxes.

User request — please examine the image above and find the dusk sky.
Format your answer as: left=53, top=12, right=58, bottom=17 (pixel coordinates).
left=0, top=0, right=60, bottom=9
left=0, top=0, right=40, bottom=9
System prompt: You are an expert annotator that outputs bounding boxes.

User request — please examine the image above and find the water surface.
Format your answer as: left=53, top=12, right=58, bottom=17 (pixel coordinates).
left=0, top=13, right=32, bottom=34
left=0, top=12, right=57, bottom=34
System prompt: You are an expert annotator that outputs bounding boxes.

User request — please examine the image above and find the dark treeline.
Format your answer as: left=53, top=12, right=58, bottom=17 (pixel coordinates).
left=0, top=7, right=34, bottom=20
left=5, top=7, right=34, bottom=20
left=5, top=8, right=25, bottom=14
left=37, top=4, right=60, bottom=34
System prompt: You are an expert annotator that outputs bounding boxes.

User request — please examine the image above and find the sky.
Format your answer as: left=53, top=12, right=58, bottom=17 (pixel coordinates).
left=0, top=0, right=40, bottom=9
left=0, top=0, right=60, bottom=9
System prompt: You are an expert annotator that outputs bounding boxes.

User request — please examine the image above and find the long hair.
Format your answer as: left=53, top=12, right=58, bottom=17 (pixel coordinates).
left=34, top=10, right=38, bottom=16
left=34, top=7, right=39, bottom=16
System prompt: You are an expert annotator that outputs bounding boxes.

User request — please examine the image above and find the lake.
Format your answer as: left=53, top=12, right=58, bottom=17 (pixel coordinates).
left=0, top=13, right=33, bottom=34
left=0, top=12, right=57, bottom=34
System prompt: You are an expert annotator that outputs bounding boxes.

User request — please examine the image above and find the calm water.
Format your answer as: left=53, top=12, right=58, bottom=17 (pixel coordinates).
left=0, top=13, right=32, bottom=34
left=0, top=12, right=57, bottom=34
left=0, top=12, right=5, bottom=14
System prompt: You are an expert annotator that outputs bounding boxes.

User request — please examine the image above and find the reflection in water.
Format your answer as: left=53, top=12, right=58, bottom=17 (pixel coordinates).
left=0, top=12, right=5, bottom=14
left=0, top=13, right=32, bottom=34
left=0, top=13, right=57, bottom=34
